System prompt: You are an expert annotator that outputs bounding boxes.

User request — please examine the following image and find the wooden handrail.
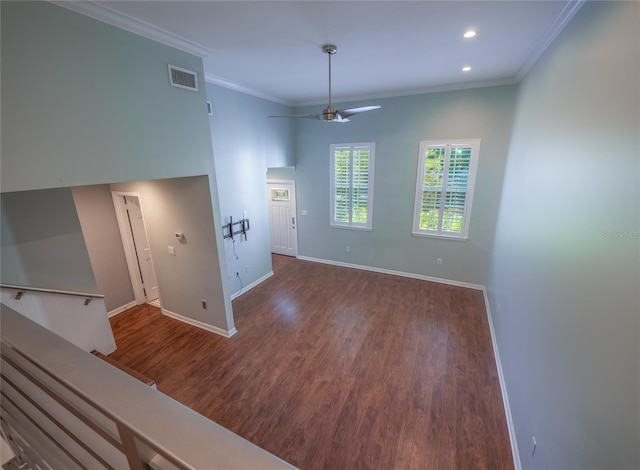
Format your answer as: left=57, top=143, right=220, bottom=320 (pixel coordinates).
left=0, top=284, right=104, bottom=299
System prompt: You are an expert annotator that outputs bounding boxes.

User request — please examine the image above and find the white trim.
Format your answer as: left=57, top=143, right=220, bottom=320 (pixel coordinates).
left=482, top=289, right=522, bottom=470
left=411, top=232, right=468, bottom=242
left=168, top=64, right=199, bottom=92
left=51, top=1, right=210, bottom=57
left=296, top=255, right=484, bottom=291
left=516, top=0, right=586, bottom=81
left=266, top=179, right=299, bottom=257
left=265, top=179, right=296, bottom=184
left=230, top=271, right=274, bottom=301
left=411, top=139, right=480, bottom=240
left=107, top=300, right=137, bottom=318
left=330, top=142, right=376, bottom=231
left=267, top=166, right=296, bottom=171
left=204, top=73, right=293, bottom=106
left=161, top=308, right=237, bottom=338
left=111, top=191, right=161, bottom=306
left=112, top=192, right=146, bottom=305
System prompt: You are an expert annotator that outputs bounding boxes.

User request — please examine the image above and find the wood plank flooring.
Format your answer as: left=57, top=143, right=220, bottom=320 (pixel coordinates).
left=109, top=255, right=513, bottom=469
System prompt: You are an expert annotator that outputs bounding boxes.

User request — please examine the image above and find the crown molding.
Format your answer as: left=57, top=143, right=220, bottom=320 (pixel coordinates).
left=205, top=73, right=517, bottom=108
left=50, top=1, right=211, bottom=58
left=516, top=0, right=586, bottom=81
left=204, top=73, right=294, bottom=106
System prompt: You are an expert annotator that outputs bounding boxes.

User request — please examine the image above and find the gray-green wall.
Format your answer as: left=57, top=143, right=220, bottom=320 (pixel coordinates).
left=110, top=177, right=232, bottom=332
left=1, top=2, right=232, bottom=332
left=1, top=189, right=97, bottom=293
left=487, top=1, right=639, bottom=468
left=1, top=1, right=214, bottom=192
left=206, top=83, right=294, bottom=294
left=289, top=86, right=517, bottom=285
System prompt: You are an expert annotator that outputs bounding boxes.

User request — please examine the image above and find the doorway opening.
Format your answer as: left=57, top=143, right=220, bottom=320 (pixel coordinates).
left=112, top=192, right=160, bottom=306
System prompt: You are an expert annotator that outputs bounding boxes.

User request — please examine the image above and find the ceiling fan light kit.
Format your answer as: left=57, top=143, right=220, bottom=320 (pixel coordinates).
left=268, top=44, right=381, bottom=123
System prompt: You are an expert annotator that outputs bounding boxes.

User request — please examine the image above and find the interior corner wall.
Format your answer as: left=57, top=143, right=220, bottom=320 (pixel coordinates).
left=71, top=185, right=135, bottom=312
left=205, top=82, right=295, bottom=294
left=292, top=85, right=517, bottom=285
left=487, top=1, right=640, bottom=468
left=1, top=188, right=98, bottom=294
left=110, top=177, right=231, bottom=333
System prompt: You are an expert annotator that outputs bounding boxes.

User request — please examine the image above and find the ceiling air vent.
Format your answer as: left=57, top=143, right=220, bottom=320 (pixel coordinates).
left=168, top=65, right=198, bottom=91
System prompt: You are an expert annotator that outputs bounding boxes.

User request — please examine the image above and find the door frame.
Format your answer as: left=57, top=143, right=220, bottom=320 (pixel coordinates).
left=266, top=179, right=298, bottom=257
left=111, top=191, right=159, bottom=305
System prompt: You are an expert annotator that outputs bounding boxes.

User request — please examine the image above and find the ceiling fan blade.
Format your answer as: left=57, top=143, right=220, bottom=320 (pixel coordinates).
left=268, top=113, right=322, bottom=120
left=331, top=114, right=350, bottom=123
left=338, top=105, right=382, bottom=118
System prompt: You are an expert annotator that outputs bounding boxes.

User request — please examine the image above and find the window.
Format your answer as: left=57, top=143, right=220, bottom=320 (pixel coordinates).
left=412, top=139, right=480, bottom=240
left=330, top=143, right=375, bottom=230
left=270, top=188, right=290, bottom=201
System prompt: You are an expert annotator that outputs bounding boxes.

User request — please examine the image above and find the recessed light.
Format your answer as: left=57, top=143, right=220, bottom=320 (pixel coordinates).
left=462, top=66, right=472, bottom=72
left=464, top=30, right=477, bottom=39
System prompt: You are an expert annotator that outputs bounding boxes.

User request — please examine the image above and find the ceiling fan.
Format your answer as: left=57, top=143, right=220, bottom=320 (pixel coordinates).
left=269, top=44, right=381, bottom=123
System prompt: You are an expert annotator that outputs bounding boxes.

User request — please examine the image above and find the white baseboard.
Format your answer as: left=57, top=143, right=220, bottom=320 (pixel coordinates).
left=107, top=300, right=137, bottom=318
left=296, top=255, right=484, bottom=291
left=230, top=271, right=274, bottom=300
left=161, top=308, right=237, bottom=338
left=482, top=288, right=521, bottom=470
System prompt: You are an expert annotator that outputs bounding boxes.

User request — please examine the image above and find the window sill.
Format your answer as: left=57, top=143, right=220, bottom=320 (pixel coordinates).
left=411, top=230, right=468, bottom=241
left=330, top=223, right=373, bottom=232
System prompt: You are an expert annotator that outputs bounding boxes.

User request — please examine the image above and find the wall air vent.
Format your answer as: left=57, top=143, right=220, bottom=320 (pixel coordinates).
left=168, top=65, right=198, bottom=91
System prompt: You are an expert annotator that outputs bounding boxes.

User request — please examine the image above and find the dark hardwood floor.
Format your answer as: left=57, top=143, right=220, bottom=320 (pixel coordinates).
left=109, top=255, right=513, bottom=469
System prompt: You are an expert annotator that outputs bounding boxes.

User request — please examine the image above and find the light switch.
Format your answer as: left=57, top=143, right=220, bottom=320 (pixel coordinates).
left=168, top=246, right=176, bottom=256
left=301, top=210, right=308, bottom=216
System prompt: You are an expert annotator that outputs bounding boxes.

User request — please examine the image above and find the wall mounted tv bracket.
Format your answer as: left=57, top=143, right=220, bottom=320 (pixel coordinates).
left=222, top=216, right=250, bottom=241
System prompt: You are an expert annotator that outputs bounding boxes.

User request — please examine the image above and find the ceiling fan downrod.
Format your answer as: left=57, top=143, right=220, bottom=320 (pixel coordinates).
left=322, top=44, right=338, bottom=120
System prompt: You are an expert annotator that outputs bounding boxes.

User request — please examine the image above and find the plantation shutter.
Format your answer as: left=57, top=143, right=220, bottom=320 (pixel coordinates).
left=334, top=147, right=351, bottom=223
left=413, top=140, right=479, bottom=239
left=351, top=147, right=370, bottom=225
left=420, top=146, right=446, bottom=231
left=330, top=143, right=375, bottom=229
left=442, top=146, right=471, bottom=233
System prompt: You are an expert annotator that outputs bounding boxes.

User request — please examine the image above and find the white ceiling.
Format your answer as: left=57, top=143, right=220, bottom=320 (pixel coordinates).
left=78, top=1, right=583, bottom=106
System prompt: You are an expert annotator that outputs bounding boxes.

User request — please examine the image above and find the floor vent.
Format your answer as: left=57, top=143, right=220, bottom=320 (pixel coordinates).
left=168, top=65, right=198, bottom=91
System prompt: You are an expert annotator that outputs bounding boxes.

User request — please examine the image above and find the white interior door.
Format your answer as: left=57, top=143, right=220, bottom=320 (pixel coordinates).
left=125, top=196, right=158, bottom=302
left=267, top=181, right=298, bottom=257
left=112, top=191, right=159, bottom=305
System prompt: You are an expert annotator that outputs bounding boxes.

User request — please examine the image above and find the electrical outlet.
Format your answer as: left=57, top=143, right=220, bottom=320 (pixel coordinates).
left=201, top=299, right=207, bottom=309
left=437, top=258, right=443, bottom=265
left=168, top=246, right=176, bottom=256
left=346, top=246, right=351, bottom=253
